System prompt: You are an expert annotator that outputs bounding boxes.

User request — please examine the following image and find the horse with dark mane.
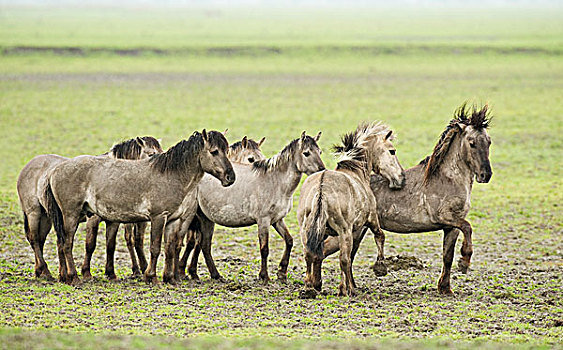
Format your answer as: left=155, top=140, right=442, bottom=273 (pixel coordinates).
left=44, top=131, right=234, bottom=285
left=325, top=103, right=493, bottom=294
left=298, top=122, right=405, bottom=296
left=17, top=136, right=162, bottom=281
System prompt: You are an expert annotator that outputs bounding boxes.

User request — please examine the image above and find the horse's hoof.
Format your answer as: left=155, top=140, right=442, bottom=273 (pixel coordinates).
left=299, top=288, right=318, bottom=299
left=259, top=276, right=270, bottom=285
left=276, top=271, right=288, bottom=283
left=212, top=276, right=227, bottom=283
left=372, top=261, right=388, bottom=277
left=438, top=286, right=454, bottom=296
left=105, top=273, right=118, bottom=281
left=162, top=274, right=177, bottom=285
left=457, top=258, right=470, bottom=274
left=39, top=270, right=54, bottom=281
left=131, top=269, right=142, bottom=277
left=68, top=275, right=81, bottom=286
left=144, top=273, right=159, bottom=285
left=189, top=273, right=200, bottom=281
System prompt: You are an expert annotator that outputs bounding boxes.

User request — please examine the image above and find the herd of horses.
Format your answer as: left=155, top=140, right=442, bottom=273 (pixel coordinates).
left=16, top=103, right=492, bottom=296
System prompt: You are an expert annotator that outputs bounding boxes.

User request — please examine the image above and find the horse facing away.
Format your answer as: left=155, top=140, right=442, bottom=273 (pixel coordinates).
left=183, top=132, right=325, bottom=283
left=298, top=122, right=405, bottom=296
left=81, top=137, right=164, bottom=280
left=44, top=130, right=235, bottom=285
left=177, top=136, right=267, bottom=278
left=17, top=136, right=162, bottom=281
left=325, top=103, right=493, bottom=294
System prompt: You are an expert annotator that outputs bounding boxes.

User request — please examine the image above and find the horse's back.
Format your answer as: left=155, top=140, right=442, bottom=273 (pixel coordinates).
left=17, top=154, right=69, bottom=212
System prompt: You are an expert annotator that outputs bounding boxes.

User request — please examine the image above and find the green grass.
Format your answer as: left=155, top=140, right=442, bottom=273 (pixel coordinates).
left=0, top=4, right=562, bottom=349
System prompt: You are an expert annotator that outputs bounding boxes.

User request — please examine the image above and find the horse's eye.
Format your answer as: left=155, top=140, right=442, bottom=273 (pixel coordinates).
left=211, top=150, right=219, bottom=156
left=389, top=150, right=396, bottom=155
left=469, top=142, right=476, bottom=148
left=248, top=157, right=255, bottom=163
left=303, top=151, right=311, bottom=157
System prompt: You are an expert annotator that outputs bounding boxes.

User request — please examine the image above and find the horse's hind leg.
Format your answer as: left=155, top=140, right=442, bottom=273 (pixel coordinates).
left=371, top=227, right=388, bottom=277
left=337, top=227, right=355, bottom=297
left=272, top=220, right=293, bottom=282
left=456, top=221, right=473, bottom=274
left=25, top=210, right=50, bottom=279
left=62, top=216, right=81, bottom=285
left=37, top=214, right=53, bottom=280
left=162, top=219, right=181, bottom=284
left=104, top=222, right=120, bottom=281
left=178, top=228, right=195, bottom=279
left=438, top=228, right=460, bottom=295
left=199, top=218, right=224, bottom=281
left=124, top=224, right=140, bottom=276
left=134, top=222, right=148, bottom=274
left=81, top=215, right=101, bottom=281
left=57, top=238, right=68, bottom=283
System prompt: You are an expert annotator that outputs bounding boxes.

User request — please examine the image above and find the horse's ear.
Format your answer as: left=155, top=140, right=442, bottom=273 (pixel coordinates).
left=241, top=136, right=248, bottom=148
left=300, top=131, right=306, bottom=140
left=157, top=138, right=162, bottom=145
left=314, top=131, right=322, bottom=142
left=223, top=129, right=228, bottom=136
left=384, top=130, right=393, bottom=141
left=135, top=137, right=145, bottom=147
left=258, top=137, right=266, bottom=147
left=202, top=129, right=208, bottom=141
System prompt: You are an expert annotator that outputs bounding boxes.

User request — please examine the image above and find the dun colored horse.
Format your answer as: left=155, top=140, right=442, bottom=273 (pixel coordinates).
left=44, top=131, right=234, bottom=285
left=17, top=137, right=161, bottom=280
left=299, top=122, right=405, bottom=296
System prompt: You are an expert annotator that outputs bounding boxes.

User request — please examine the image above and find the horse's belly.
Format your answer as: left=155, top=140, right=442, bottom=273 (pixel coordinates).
left=203, top=205, right=256, bottom=228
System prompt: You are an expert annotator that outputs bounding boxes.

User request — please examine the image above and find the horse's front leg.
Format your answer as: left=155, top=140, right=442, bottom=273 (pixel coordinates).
left=366, top=216, right=388, bottom=277
left=272, top=220, right=293, bottom=282
left=178, top=226, right=196, bottom=279
left=456, top=220, right=473, bottom=274
left=144, top=214, right=167, bottom=285
left=81, top=215, right=101, bottom=281
left=438, top=227, right=460, bottom=295
left=162, top=219, right=181, bottom=284
left=104, top=222, right=120, bottom=281
left=257, top=218, right=271, bottom=284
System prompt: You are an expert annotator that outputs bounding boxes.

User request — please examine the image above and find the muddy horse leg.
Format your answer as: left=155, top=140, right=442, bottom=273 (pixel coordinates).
left=162, top=219, right=181, bottom=284
left=124, top=224, right=140, bottom=276
left=338, top=226, right=355, bottom=297
left=257, top=218, right=271, bottom=284
left=134, top=222, right=148, bottom=274
left=438, top=227, right=460, bottom=295
left=198, top=216, right=224, bottom=281
left=104, top=222, right=120, bottom=280
left=144, top=214, right=167, bottom=284
left=81, top=215, right=101, bottom=281
left=188, top=235, right=202, bottom=280
left=25, top=211, right=50, bottom=279
left=62, top=216, right=81, bottom=285
left=178, top=225, right=196, bottom=279
left=272, top=220, right=293, bottom=282
left=371, top=227, right=388, bottom=277
left=457, top=220, right=473, bottom=274
left=37, top=214, right=54, bottom=280
left=57, top=238, right=68, bottom=283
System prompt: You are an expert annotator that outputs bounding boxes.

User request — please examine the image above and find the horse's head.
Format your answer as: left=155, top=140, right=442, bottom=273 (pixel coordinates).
left=135, top=136, right=164, bottom=159
left=370, top=130, right=405, bottom=189
left=459, top=124, right=492, bottom=183
left=228, top=136, right=266, bottom=164
left=295, top=131, right=325, bottom=175
left=199, top=130, right=235, bottom=187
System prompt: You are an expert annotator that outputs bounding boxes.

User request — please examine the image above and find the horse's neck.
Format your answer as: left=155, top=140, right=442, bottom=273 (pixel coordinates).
left=434, top=138, right=474, bottom=191
left=338, top=167, right=371, bottom=189
left=270, top=163, right=302, bottom=196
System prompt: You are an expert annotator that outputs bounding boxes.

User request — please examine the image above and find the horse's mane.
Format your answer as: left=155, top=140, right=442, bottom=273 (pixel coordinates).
left=252, top=136, right=317, bottom=174
left=109, top=136, right=162, bottom=160
left=228, top=138, right=261, bottom=156
left=333, top=121, right=392, bottom=172
left=421, top=103, right=492, bottom=183
left=150, top=131, right=228, bottom=174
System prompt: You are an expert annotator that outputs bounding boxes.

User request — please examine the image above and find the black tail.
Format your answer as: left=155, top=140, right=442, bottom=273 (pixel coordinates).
left=23, top=212, right=30, bottom=236
left=305, top=171, right=328, bottom=258
left=44, top=183, right=65, bottom=244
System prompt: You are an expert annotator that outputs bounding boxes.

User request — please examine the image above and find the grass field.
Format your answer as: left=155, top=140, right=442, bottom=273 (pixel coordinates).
left=0, top=4, right=562, bottom=349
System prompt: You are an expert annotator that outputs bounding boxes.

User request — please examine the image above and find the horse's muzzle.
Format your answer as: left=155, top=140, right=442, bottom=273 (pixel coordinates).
left=222, top=170, right=236, bottom=187
left=389, top=171, right=406, bottom=190
left=477, top=170, right=492, bottom=183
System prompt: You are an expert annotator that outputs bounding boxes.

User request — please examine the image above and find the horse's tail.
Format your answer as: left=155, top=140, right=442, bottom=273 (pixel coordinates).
left=44, top=183, right=65, bottom=244
left=22, top=212, right=30, bottom=236
left=305, top=171, right=328, bottom=259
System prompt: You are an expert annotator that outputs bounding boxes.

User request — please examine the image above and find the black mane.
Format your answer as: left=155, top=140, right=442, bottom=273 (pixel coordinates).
left=110, top=136, right=163, bottom=160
